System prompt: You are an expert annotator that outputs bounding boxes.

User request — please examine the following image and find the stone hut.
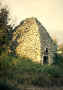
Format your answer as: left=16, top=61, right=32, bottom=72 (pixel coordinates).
left=12, top=17, right=56, bottom=64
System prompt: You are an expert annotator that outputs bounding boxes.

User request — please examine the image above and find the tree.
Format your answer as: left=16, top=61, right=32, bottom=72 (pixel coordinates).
left=0, top=7, right=13, bottom=55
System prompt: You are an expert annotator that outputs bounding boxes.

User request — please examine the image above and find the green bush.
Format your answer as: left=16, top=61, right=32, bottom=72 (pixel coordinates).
left=0, top=52, right=63, bottom=87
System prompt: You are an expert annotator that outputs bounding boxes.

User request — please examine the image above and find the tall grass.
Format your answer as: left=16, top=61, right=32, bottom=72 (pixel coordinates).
left=0, top=53, right=63, bottom=87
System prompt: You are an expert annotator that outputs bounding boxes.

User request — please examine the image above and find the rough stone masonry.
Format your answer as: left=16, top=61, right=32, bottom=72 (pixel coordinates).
left=12, top=17, right=57, bottom=64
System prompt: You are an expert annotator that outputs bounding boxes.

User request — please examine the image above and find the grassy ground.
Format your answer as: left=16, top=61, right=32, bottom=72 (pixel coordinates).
left=0, top=54, right=63, bottom=88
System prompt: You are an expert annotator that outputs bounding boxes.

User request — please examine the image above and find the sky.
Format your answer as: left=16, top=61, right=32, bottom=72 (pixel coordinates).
left=1, top=0, right=63, bottom=44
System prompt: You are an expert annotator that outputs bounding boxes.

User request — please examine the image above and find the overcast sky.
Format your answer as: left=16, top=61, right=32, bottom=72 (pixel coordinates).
left=1, top=0, right=63, bottom=44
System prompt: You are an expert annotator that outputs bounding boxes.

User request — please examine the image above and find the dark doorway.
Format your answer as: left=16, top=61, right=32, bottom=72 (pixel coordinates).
left=43, top=48, right=48, bottom=64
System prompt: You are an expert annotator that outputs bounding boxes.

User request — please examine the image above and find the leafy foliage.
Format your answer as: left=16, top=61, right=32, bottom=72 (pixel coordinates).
left=0, top=55, right=63, bottom=87
left=0, top=7, right=13, bottom=55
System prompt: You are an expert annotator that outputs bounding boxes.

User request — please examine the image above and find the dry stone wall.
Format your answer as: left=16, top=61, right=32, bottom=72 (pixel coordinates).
left=12, top=17, right=56, bottom=64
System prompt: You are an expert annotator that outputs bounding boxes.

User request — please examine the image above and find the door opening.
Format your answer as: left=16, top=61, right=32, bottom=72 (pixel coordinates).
left=43, top=48, right=48, bottom=64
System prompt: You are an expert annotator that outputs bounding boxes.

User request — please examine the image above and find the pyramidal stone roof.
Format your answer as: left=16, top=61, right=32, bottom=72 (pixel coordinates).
left=12, top=17, right=56, bottom=64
